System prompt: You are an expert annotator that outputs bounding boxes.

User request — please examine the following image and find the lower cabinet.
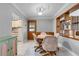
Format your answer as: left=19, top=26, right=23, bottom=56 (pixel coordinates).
left=2, top=43, right=8, bottom=56
left=13, top=39, right=17, bottom=55
left=0, top=36, right=17, bottom=56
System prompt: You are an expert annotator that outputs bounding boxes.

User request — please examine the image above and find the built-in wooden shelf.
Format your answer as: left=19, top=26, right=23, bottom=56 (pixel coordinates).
left=56, top=4, right=79, bottom=41
left=63, top=36, right=79, bottom=41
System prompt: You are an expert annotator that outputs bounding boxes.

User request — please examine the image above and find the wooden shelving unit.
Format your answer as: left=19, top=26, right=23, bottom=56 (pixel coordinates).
left=56, top=18, right=60, bottom=33
left=56, top=4, right=79, bottom=41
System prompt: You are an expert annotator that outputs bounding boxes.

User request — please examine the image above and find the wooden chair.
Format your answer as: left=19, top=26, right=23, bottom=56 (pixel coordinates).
left=32, top=33, right=43, bottom=52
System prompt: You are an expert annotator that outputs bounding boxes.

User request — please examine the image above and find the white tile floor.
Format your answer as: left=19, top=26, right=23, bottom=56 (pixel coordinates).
left=17, top=40, right=72, bottom=56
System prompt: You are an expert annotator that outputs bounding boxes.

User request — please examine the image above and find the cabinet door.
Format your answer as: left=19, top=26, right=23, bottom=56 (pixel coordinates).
left=7, top=40, right=13, bottom=56
left=0, top=42, right=3, bottom=55
left=2, top=42, right=8, bottom=56
left=0, top=46, right=1, bottom=55
left=13, top=39, right=17, bottom=55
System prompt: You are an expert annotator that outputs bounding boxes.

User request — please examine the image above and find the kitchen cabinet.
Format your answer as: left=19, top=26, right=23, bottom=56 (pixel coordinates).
left=0, top=36, right=17, bottom=56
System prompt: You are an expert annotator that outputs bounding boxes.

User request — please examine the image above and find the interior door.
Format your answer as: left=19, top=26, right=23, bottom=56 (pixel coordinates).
left=27, top=20, right=36, bottom=40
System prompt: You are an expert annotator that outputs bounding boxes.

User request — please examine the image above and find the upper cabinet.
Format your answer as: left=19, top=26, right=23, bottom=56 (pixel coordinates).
left=12, top=20, right=23, bottom=28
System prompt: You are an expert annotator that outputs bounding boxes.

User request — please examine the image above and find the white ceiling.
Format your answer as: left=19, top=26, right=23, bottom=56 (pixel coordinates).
left=13, top=3, right=65, bottom=20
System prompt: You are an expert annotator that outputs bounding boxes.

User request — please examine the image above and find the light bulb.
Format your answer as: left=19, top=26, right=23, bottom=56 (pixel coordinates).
left=38, top=12, right=43, bottom=16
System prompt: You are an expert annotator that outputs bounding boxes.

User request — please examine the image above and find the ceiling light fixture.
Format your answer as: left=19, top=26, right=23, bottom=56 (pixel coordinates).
left=37, top=7, right=44, bottom=16
left=38, top=12, right=43, bottom=15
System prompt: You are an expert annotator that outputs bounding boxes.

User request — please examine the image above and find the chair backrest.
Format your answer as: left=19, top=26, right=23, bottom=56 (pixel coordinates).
left=32, top=33, right=38, bottom=45
left=32, top=33, right=36, bottom=38
left=42, top=36, right=58, bottom=51
left=55, top=33, right=59, bottom=38
left=32, top=33, right=37, bottom=41
left=40, top=32, right=47, bottom=36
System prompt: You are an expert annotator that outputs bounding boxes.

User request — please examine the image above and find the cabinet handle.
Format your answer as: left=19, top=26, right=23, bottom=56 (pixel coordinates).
left=16, top=53, right=17, bottom=55
left=8, top=47, right=12, bottom=51
left=8, top=49, right=9, bottom=51
left=11, top=47, right=12, bottom=50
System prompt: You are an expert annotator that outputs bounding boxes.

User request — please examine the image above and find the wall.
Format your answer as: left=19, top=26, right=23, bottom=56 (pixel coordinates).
left=53, top=18, right=56, bottom=35
left=62, top=37, right=79, bottom=55
left=37, top=19, right=53, bottom=32
left=0, top=4, right=12, bottom=37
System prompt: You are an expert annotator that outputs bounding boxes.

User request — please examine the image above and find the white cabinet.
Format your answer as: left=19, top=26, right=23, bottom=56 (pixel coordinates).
left=0, top=36, right=17, bottom=56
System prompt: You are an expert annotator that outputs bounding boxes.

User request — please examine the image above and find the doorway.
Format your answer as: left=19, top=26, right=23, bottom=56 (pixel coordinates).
left=27, top=20, right=37, bottom=40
